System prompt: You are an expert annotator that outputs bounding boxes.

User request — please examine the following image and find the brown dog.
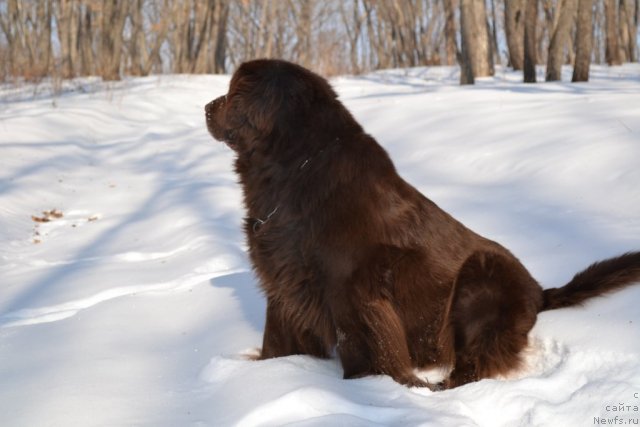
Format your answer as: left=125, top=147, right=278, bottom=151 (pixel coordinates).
left=205, top=59, right=640, bottom=389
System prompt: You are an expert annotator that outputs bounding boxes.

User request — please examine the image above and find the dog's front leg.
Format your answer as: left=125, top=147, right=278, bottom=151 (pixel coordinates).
left=329, top=257, right=433, bottom=389
left=260, top=297, right=330, bottom=359
left=260, top=298, right=300, bottom=359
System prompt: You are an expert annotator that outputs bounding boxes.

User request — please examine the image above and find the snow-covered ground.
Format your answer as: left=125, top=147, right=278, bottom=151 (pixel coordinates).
left=1, top=65, right=639, bottom=426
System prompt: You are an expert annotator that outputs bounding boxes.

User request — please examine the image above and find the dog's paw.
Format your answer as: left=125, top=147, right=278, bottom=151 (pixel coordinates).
left=397, top=374, right=432, bottom=389
left=426, top=381, right=446, bottom=392
left=239, top=348, right=261, bottom=360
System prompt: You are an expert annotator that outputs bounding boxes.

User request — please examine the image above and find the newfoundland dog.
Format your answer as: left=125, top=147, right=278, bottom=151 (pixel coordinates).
left=205, top=59, right=640, bottom=389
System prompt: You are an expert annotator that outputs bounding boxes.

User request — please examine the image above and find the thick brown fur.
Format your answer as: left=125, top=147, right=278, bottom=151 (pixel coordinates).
left=205, top=59, right=640, bottom=390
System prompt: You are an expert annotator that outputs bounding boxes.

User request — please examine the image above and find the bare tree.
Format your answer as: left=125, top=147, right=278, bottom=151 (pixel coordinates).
left=99, top=0, right=128, bottom=80
left=618, top=0, right=638, bottom=62
left=443, top=0, right=458, bottom=66
left=630, top=0, right=639, bottom=62
left=127, top=0, right=169, bottom=76
left=360, top=0, right=375, bottom=70
left=0, top=0, right=55, bottom=81
left=572, top=0, right=594, bottom=82
left=618, top=0, right=630, bottom=61
left=77, top=2, right=96, bottom=77
left=546, top=0, right=578, bottom=81
left=505, top=0, right=525, bottom=70
left=489, top=0, right=501, bottom=65
left=290, top=0, right=313, bottom=68
left=53, top=0, right=79, bottom=79
left=1, top=0, right=636, bottom=86
left=213, top=1, right=229, bottom=73
left=459, top=0, right=493, bottom=81
left=34, top=1, right=53, bottom=79
left=459, top=0, right=473, bottom=84
left=340, top=0, right=363, bottom=73
left=524, top=0, right=539, bottom=82
left=164, top=0, right=229, bottom=75
left=473, top=0, right=494, bottom=75
left=605, top=0, right=622, bottom=64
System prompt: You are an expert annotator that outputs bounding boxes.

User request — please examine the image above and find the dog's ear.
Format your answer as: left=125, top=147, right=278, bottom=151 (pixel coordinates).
left=230, top=61, right=317, bottom=139
left=240, top=79, right=287, bottom=137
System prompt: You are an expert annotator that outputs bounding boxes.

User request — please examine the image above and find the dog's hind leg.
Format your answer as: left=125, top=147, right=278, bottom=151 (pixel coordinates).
left=442, top=250, right=542, bottom=388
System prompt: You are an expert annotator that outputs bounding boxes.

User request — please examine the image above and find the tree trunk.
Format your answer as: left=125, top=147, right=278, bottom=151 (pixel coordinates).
left=505, top=0, right=525, bottom=70
left=459, top=0, right=493, bottom=79
left=546, top=0, right=578, bottom=81
left=35, top=1, right=53, bottom=79
left=191, top=0, right=215, bottom=74
left=618, top=0, right=630, bottom=61
left=100, top=0, right=127, bottom=80
left=630, top=0, right=639, bottom=62
left=362, top=1, right=378, bottom=69
left=459, top=0, right=475, bottom=84
left=0, top=1, right=15, bottom=79
left=141, top=2, right=169, bottom=76
left=292, top=0, right=313, bottom=69
left=213, top=1, right=229, bottom=74
left=77, top=2, right=95, bottom=76
left=341, top=0, right=362, bottom=73
left=443, top=0, right=458, bottom=66
left=572, top=0, right=594, bottom=82
left=472, top=0, right=494, bottom=75
left=524, top=0, right=539, bottom=82
left=55, top=0, right=75, bottom=79
left=489, top=0, right=501, bottom=65
left=619, top=0, right=637, bottom=62
left=605, top=0, right=622, bottom=64
left=128, top=0, right=146, bottom=76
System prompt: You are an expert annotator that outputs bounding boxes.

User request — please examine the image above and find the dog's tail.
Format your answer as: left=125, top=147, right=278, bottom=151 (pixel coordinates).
left=540, top=252, right=640, bottom=312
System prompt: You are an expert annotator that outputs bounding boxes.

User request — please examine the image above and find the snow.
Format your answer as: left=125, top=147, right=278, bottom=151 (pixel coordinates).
left=1, top=65, right=639, bottom=426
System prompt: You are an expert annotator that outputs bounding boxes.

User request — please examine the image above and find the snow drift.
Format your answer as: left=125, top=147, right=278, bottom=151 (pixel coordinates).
left=1, top=65, right=639, bottom=426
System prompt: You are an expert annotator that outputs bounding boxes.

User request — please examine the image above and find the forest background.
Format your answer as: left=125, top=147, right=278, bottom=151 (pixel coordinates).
left=0, top=0, right=638, bottom=86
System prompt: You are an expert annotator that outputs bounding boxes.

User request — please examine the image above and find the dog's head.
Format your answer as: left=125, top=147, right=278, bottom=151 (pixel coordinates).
left=205, top=59, right=338, bottom=153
